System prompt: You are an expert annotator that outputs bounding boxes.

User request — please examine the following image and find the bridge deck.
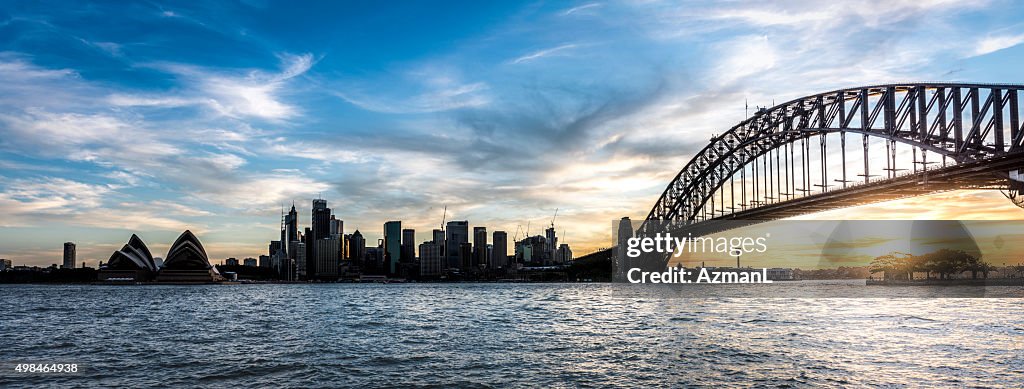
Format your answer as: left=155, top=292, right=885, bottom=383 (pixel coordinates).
left=714, top=152, right=1023, bottom=221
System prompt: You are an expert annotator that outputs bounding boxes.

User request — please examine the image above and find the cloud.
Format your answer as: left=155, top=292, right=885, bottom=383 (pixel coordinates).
left=334, top=65, right=491, bottom=114
left=0, top=55, right=329, bottom=217
left=971, top=33, right=1024, bottom=57
left=335, top=81, right=490, bottom=114
left=710, top=35, right=777, bottom=86
left=512, top=44, right=579, bottom=64
left=562, top=3, right=601, bottom=16
left=117, top=53, right=315, bottom=120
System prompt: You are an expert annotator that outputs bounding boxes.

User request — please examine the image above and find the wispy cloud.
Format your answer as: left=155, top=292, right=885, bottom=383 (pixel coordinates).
left=971, top=33, right=1024, bottom=57
left=119, top=53, right=315, bottom=120
left=562, top=3, right=601, bottom=16
left=336, top=81, right=490, bottom=114
left=333, top=65, right=491, bottom=114
left=512, top=44, right=579, bottom=64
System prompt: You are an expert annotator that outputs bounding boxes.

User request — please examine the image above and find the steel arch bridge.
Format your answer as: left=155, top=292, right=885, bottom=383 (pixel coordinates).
left=636, top=83, right=1024, bottom=249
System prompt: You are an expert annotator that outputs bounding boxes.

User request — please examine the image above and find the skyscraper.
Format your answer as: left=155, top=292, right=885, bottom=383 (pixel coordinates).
left=556, top=244, right=573, bottom=264
left=473, top=227, right=487, bottom=268
left=432, top=228, right=445, bottom=261
left=349, top=230, right=365, bottom=264
left=285, top=203, right=298, bottom=244
left=331, top=216, right=345, bottom=266
left=445, top=221, right=468, bottom=269
left=615, top=217, right=634, bottom=281
left=492, top=231, right=508, bottom=269
left=312, top=199, right=331, bottom=240
left=545, top=227, right=557, bottom=261
left=314, top=237, right=340, bottom=280
left=269, top=240, right=282, bottom=257
left=304, top=227, right=314, bottom=278
left=401, top=228, right=416, bottom=262
left=459, top=242, right=473, bottom=270
left=418, top=241, right=442, bottom=277
left=62, top=242, right=76, bottom=269
left=384, top=221, right=402, bottom=275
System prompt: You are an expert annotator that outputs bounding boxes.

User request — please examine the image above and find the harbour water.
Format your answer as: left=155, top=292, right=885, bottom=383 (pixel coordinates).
left=1, top=283, right=1022, bottom=387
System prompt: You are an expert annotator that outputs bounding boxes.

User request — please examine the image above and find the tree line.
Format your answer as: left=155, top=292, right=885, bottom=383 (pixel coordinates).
left=869, top=249, right=995, bottom=280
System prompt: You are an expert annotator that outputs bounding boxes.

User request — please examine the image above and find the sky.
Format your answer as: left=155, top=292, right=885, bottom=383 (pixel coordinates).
left=2, top=0, right=1024, bottom=266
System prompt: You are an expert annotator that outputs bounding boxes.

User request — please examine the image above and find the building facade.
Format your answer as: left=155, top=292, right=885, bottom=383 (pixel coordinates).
left=63, top=242, right=76, bottom=269
left=384, top=221, right=402, bottom=275
left=314, top=237, right=340, bottom=280
left=419, top=241, right=443, bottom=277
left=473, top=227, right=487, bottom=268
left=492, top=231, right=507, bottom=269
left=446, top=221, right=468, bottom=270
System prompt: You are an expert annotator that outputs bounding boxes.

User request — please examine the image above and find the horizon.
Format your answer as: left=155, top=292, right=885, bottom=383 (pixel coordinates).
left=4, top=1, right=1024, bottom=266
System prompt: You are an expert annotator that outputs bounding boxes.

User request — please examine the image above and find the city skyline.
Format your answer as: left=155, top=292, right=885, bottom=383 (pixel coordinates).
left=4, top=1, right=1024, bottom=266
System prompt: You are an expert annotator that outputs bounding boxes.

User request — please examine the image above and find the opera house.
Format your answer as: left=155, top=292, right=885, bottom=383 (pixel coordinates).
left=98, top=230, right=223, bottom=283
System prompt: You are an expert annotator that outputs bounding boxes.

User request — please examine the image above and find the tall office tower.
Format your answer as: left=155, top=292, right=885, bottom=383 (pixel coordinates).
left=330, top=216, right=343, bottom=236
left=330, top=217, right=345, bottom=264
left=459, top=242, right=473, bottom=270
left=418, top=241, right=442, bottom=277
left=289, top=240, right=305, bottom=278
left=556, top=244, right=573, bottom=264
left=343, top=234, right=351, bottom=260
left=269, top=240, right=283, bottom=257
left=285, top=203, right=298, bottom=243
left=375, top=239, right=386, bottom=274
left=615, top=217, right=634, bottom=281
left=401, top=228, right=416, bottom=262
left=312, top=199, right=331, bottom=240
left=445, top=221, right=468, bottom=269
left=349, top=230, right=365, bottom=264
left=473, top=227, right=487, bottom=267
left=545, top=227, right=557, bottom=259
left=432, top=228, right=445, bottom=260
left=383, top=221, right=402, bottom=275
left=304, top=227, right=315, bottom=278
left=492, top=231, right=508, bottom=269
left=314, top=236, right=340, bottom=280
left=62, top=242, right=76, bottom=269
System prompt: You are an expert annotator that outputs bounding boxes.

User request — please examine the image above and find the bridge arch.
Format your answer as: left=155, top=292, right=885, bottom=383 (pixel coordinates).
left=641, top=83, right=1024, bottom=236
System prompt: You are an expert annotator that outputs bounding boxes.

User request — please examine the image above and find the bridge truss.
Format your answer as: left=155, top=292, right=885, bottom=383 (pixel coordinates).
left=640, top=83, right=1024, bottom=238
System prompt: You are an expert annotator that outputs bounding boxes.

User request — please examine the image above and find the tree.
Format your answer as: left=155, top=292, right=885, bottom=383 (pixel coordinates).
left=919, top=249, right=982, bottom=279
left=869, top=252, right=915, bottom=280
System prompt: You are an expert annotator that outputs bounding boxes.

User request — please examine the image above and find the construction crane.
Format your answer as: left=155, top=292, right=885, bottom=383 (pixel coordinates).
left=513, top=224, right=522, bottom=242
left=550, top=208, right=558, bottom=230
left=440, top=205, right=447, bottom=231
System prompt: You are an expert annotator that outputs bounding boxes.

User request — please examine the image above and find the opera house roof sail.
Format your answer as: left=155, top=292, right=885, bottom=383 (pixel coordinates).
left=99, top=230, right=222, bottom=283
left=162, top=230, right=212, bottom=270
left=105, top=234, right=158, bottom=272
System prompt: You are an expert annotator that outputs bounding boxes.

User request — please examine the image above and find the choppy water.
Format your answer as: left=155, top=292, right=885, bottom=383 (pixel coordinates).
left=1, top=283, right=1022, bottom=388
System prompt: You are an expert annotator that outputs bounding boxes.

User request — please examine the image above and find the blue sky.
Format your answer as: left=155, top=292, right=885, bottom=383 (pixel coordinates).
left=2, top=0, right=1024, bottom=266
